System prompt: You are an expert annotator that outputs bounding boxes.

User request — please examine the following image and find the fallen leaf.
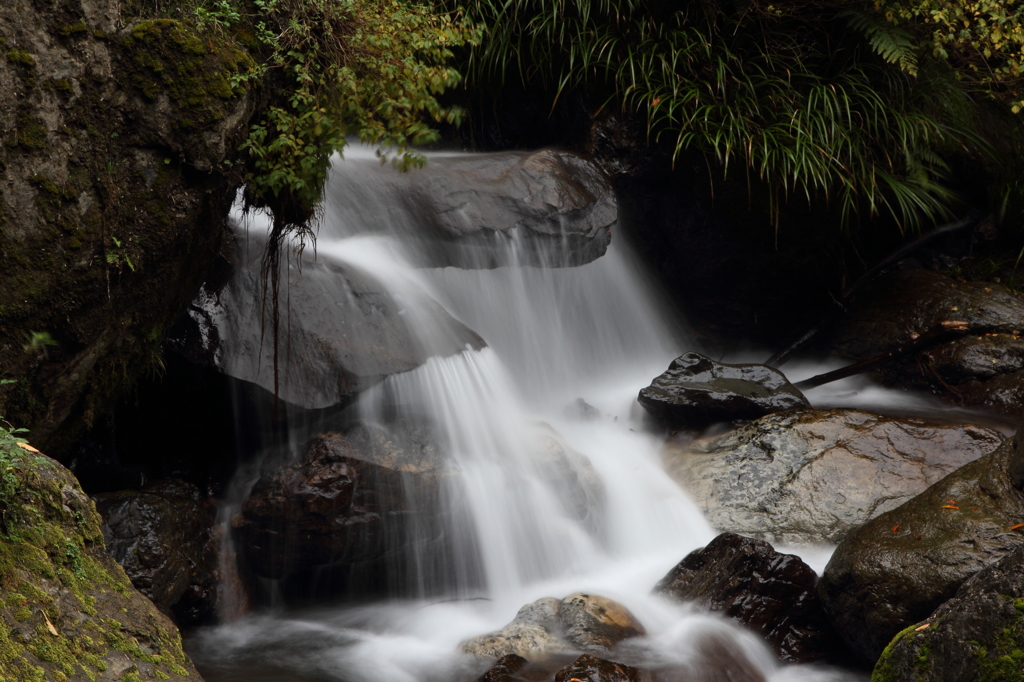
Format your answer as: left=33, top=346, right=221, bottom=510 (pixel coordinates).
left=915, top=623, right=931, bottom=632
left=16, top=442, right=40, bottom=454
left=941, top=505, right=960, bottom=510
left=1011, top=523, right=1024, bottom=531
left=891, top=524, right=900, bottom=533
left=42, top=612, right=58, bottom=636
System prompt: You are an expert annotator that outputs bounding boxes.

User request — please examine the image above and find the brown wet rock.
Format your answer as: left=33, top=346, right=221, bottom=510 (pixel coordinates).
left=559, top=593, right=646, bottom=651
left=871, top=543, right=1024, bottom=682
left=638, top=353, right=808, bottom=429
left=234, top=423, right=450, bottom=595
left=461, top=597, right=576, bottom=659
left=94, top=478, right=218, bottom=625
left=554, top=654, right=645, bottom=682
left=664, top=408, right=1002, bottom=544
left=819, top=433, right=1024, bottom=666
left=655, top=533, right=843, bottom=663
left=475, top=653, right=528, bottom=682
left=825, top=269, right=1024, bottom=418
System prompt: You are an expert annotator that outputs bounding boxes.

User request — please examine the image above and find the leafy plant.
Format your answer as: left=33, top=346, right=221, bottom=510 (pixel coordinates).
left=0, top=382, right=43, bottom=538
left=22, top=331, right=58, bottom=355
left=448, top=0, right=1021, bottom=231
left=105, top=236, right=135, bottom=273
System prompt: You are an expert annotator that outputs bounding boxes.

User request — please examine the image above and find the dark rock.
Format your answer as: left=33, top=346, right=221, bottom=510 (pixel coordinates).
left=474, top=654, right=528, bottom=682
left=655, top=533, right=842, bottom=663
left=166, top=229, right=485, bottom=411
left=871, top=544, right=1024, bottom=682
left=233, top=423, right=450, bottom=596
left=558, top=593, right=646, bottom=652
left=818, top=435, right=1024, bottom=665
left=461, top=597, right=576, bottom=658
left=664, top=409, right=1002, bottom=544
left=94, top=479, right=218, bottom=625
left=322, top=149, right=616, bottom=269
left=825, top=269, right=1024, bottom=419
left=637, top=353, right=808, bottom=429
left=554, top=654, right=643, bottom=682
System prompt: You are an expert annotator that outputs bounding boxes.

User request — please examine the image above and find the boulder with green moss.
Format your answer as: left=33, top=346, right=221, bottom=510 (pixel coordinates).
left=871, top=543, right=1024, bottom=682
left=0, top=443, right=203, bottom=681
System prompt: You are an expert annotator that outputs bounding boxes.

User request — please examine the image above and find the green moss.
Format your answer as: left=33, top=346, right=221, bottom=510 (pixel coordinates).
left=120, top=669, right=142, bottom=682
left=154, top=670, right=170, bottom=680
left=120, top=18, right=254, bottom=133
left=57, top=21, right=88, bottom=38
left=49, top=78, right=74, bottom=94
left=14, top=114, right=48, bottom=151
left=4, top=51, right=34, bottom=67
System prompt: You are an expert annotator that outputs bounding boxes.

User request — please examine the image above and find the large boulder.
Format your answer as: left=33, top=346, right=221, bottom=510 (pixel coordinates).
left=559, top=593, right=646, bottom=652
left=655, top=533, right=843, bottom=663
left=638, top=353, right=808, bottom=429
left=554, top=654, right=643, bottom=682
left=0, top=0, right=254, bottom=454
left=824, top=269, right=1024, bottom=419
left=871, top=544, right=1024, bottom=682
left=0, top=444, right=202, bottom=680
left=664, top=408, right=1003, bottom=544
left=818, top=433, right=1024, bottom=665
left=165, top=229, right=485, bottom=411
left=93, top=478, right=218, bottom=626
left=322, top=149, right=616, bottom=269
left=233, top=423, right=451, bottom=598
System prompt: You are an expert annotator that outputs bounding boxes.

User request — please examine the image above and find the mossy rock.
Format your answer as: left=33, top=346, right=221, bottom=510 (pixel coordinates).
left=0, top=443, right=203, bottom=681
left=872, top=544, right=1024, bottom=682
left=121, top=19, right=254, bottom=133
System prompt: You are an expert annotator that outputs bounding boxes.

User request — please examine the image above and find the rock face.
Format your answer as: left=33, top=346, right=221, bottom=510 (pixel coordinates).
left=93, top=478, right=218, bottom=626
left=474, top=653, right=528, bottom=682
left=819, top=433, right=1024, bottom=665
left=0, top=0, right=254, bottom=453
left=461, top=593, right=644, bottom=659
left=655, top=533, right=842, bottom=663
left=871, top=544, right=1024, bottom=682
left=233, top=423, right=451, bottom=597
left=165, top=230, right=486, bottom=411
left=826, top=269, right=1024, bottom=419
left=322, top=149, right=616, bottom=268
left=0, top=446, right=202, bottom=680
left=638, top=353, right=808, bottom=429
left=664, top=409, right=1003, bottom=544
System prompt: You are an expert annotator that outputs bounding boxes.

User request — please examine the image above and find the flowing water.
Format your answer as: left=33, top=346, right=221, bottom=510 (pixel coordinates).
left=189, top=148, right=864, bottom=681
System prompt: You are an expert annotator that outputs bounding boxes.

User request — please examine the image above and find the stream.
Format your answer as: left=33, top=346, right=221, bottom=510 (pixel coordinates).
left=183, top=147, right=933, bottom=682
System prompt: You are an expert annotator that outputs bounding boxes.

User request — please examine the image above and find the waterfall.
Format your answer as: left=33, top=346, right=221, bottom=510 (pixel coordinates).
left=189, top=147, right=859, bottom=682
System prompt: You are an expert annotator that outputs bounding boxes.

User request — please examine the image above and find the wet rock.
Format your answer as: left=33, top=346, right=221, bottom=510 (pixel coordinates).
left=233, top=423, right=451, bottom=597
left=638, top=353, right=808, bottom=429
left=0, top=448, right=203, bottom=680
left=322, top=149, right=616, bottom=269
left=655, top=533, right=842, bottom=663
left=871, top=544, right=1024, bottom=682
left=664, top=408, right=1002, bottom=544
left=684, top=632, right=768, bottom=682
left=819, top=433, right=1024, bottom=665
left=825, top=269, right=1024, bottom=418
left=461, top=597, right=577, bottom=658
left=94, top=479, right=218, bottom=625
left=559, top=593, right=646, bottom=651
left=474, top=653, right=528, bottom=682
left=166, top=230, right=485, bottom=411
left=554, top=654, right=644, bottom=682
left=533, top=430, right=606, bottom=531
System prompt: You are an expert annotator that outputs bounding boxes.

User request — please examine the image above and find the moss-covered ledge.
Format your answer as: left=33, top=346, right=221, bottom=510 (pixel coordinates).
left=0, top=441, right=202, bottom=681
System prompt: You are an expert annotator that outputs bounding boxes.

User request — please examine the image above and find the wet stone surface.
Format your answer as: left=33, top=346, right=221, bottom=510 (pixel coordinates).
left=819, top=432, right=1024, bottom=665
left=664, top=408, right=1003, bottom=545
left=638, top=353, right=808, bottom=429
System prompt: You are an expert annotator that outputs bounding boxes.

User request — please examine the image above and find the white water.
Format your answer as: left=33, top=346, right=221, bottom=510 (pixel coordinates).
left=191, top=148, right=864, bottom=681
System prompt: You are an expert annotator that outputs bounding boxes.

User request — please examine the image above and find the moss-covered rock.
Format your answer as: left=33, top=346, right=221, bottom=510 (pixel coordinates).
left=0, top=442, right=202, bottom=680
left=0, top=0, right=255, bottom=456
left=871, top=544, right=1024, bottom=682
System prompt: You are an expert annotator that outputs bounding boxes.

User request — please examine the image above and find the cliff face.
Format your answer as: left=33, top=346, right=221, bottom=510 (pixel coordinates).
left=0, top=0, right=255, bottom=454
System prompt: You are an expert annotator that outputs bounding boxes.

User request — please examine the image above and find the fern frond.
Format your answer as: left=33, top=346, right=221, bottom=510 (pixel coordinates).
left=847, top=9, right=919, bottom=76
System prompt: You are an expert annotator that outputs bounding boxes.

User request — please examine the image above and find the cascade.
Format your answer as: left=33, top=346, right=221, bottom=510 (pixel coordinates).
left=189, top=147, right=860, bottom=682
